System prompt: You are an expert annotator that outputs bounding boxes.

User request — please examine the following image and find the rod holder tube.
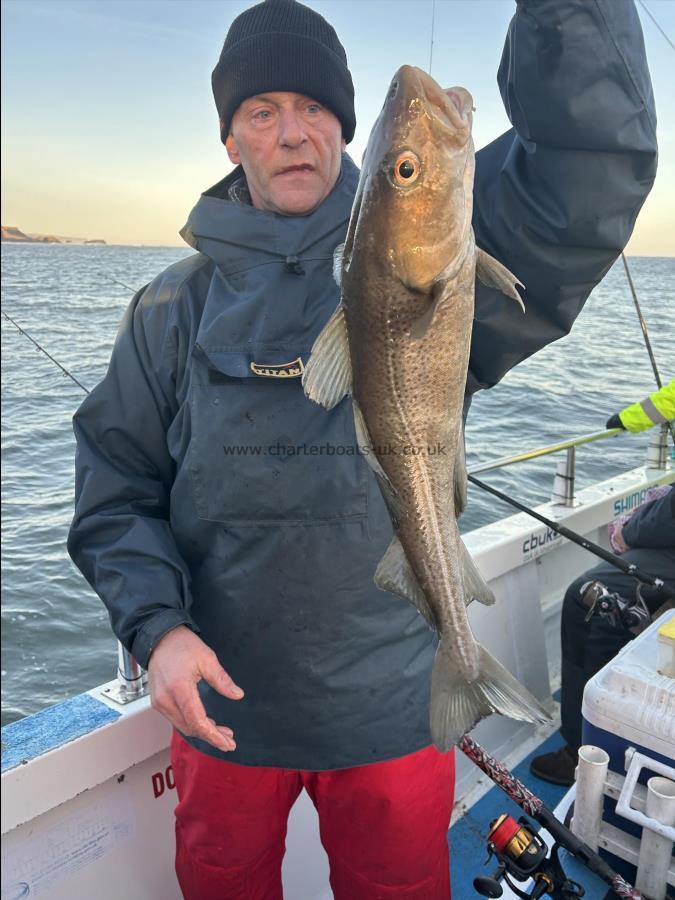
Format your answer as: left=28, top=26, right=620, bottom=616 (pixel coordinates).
left=551, top=445, right=576, bottom=506
left=646, top=424, right=668, bottom=471
left=117, top=641, right=147, bottom=699
left=635, top=776, right=675, bottom=900
left=571, top=745, right=609, bottom=852
left=618, top=750, right=675, bottom=842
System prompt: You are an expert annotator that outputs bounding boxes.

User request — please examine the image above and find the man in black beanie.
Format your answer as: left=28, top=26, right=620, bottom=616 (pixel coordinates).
left=211, top=0, right=356, bottom=218
left=68, top=0, right=657, bottom=897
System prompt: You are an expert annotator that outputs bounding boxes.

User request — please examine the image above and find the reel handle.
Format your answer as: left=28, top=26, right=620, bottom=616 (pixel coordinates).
left=473, top=874, right=504, bottom=897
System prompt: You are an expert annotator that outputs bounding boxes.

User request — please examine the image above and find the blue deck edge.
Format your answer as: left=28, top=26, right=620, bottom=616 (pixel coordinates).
left=1, top=692, right=120, bottom=773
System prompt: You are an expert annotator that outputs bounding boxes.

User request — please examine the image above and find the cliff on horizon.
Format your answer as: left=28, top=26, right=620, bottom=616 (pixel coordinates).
left=1, top=225, right=106, bottom=244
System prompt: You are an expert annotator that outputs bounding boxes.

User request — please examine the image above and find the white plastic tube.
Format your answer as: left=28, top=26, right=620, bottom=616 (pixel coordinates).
left=617, top=750, right=675, bottom=841
left=571, top=745, right=609, bottom=852
left=635, top=776, right=675, bottom=900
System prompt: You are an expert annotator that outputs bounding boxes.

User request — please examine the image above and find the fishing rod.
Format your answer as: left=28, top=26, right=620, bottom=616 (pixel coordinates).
left=620, top=253, right=675, bottom=445
left=621, top=254, right=663, bottom=391
left=637, top=0, right=675, bottom=53
left=459, top=735, right=643, bottom=899
left=2, top=311, right=91, bottom=394
left=2, top=270, right=138, bottom=395
left=467, top=473, right=672, bottom=594
left=428, top=0, right=436, bottom=74
left=105, top=273, right=138, bottom=294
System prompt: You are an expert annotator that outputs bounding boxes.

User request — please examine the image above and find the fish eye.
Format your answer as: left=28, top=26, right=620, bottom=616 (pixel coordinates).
left=393, top=152, right=420, bottom=186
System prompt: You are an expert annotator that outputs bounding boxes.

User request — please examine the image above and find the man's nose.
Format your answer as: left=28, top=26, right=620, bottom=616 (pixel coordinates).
left=277, top=109, right=307, bottom=148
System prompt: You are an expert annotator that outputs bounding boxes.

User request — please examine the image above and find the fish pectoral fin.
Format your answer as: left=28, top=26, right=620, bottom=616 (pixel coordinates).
left=430, top=641, right=551, bottom=751
left=374, top=535, right=437, bottom=628
left=352, top=400, right=403, bottom=528
left=410, top=280, right=449, bottom=341
left=302, top=303, right=352, bottom=409
left=460, top=539, right=495, bottom=606
left=410, top=301, right=436, bottom=340
left=475, top=247, right=525, bottom=312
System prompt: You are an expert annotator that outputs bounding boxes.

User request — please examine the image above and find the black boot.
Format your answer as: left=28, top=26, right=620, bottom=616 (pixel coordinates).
left=530, top=745, right=577, bottom=786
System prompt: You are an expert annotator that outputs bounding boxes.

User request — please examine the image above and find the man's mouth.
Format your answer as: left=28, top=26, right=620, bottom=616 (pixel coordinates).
left=278, top=164, right=315, bottom=175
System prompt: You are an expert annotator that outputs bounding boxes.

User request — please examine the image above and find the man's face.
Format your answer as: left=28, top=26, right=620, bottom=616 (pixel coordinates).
left=226, top=92, right=346, bottom=216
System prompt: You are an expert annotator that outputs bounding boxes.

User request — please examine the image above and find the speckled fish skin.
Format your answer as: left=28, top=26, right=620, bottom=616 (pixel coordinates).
left=346, top=66, right=476, bottom=601
left=304, top=65, right=548, bottom=749
left=345, top=67, right=476, bottom=641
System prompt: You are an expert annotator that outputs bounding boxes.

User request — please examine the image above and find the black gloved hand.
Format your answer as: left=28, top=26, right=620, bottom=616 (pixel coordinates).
left=606, top=414, right=625, bottom=430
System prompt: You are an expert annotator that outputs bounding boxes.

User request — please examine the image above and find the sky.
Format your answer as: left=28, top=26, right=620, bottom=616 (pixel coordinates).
left=2, top=0, right=674, bottom=253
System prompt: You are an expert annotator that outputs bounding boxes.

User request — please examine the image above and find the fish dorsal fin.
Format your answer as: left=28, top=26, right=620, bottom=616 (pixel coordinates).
left=352, top=399, right=403, bottom=528
left=332, top=242, right=345, bottom=286
left=475, top=247, right=525, bottom=311
left=374, top=534, right=437, bottom=628
left=302, top=304, right=352, bottom=409
left=455, top=425, right=468, bottom=518
left=460, top=538, right=495, bottom=606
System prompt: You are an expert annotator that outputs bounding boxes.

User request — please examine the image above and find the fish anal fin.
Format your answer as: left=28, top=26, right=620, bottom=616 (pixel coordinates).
left=460, top=539, right=495, bottom=606
left=430, top=641, right=550, bottom=751
left=352, top=400, right=403, bottom=528
left=302, top=304, right=352, bottom=409
left=475, top=247, right=525, bottom=312
left=374, top=535, right=437, bottom=628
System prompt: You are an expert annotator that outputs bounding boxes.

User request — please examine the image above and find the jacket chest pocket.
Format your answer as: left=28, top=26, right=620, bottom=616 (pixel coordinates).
left=189, top=347, right=368, bottom=525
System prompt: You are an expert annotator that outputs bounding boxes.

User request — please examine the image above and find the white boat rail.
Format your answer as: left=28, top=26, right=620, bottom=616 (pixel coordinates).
left=470, top=422, right=670, bottom=507
left=469, top=426, right=625, bottom=475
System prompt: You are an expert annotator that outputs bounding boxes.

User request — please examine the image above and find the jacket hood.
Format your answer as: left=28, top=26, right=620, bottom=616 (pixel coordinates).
left=180, top=154, right=359, bottom=274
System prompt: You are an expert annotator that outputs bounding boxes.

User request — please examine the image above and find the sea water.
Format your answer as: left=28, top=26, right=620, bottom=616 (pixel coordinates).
left=1, top=244, right=673, bottom=725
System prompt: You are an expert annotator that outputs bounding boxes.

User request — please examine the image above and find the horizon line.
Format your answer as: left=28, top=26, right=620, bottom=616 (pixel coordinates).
left=2, top=240, right=673, bottom=259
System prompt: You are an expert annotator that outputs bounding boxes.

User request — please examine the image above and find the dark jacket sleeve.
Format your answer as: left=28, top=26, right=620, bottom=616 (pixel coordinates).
left=623, top=489, right=675, bottom=550
left=468, top=0, right=657, bottom=394
left=67, top=284, right=198, bottom=669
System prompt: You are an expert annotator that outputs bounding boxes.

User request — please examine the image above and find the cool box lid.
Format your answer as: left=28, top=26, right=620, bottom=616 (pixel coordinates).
left=581, top=612, right=675, bottom=762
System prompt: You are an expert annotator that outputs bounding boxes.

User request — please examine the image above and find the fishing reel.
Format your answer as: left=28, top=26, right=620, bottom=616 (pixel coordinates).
left=474, top=814, right=585, bottom=899
left=578, top=580, right=651, bottom=634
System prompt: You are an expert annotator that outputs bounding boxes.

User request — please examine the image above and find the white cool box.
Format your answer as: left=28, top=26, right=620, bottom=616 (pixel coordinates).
left=579, top=611, right=675, bottom=897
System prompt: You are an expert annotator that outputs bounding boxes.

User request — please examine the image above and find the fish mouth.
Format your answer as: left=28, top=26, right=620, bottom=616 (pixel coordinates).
left=390, top=65, right=473, bottom=136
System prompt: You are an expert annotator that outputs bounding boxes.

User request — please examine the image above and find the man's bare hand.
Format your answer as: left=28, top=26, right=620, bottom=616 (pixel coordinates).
left=148, top=626, right=244, bottom=753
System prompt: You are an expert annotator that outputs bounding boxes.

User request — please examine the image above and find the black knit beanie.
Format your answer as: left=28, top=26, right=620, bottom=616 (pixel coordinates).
left=212, top=0, right=356, bottom=144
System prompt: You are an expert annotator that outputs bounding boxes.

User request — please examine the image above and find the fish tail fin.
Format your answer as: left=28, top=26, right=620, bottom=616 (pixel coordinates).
left=430, top=641, right=550, bottom=751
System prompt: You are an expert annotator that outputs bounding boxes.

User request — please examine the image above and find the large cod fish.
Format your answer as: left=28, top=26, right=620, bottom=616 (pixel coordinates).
left=303, top=65, right=549, bottom=749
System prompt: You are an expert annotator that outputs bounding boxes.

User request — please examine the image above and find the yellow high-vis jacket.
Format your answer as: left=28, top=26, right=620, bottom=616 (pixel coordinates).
left=619, top=379, right=675, bottom=433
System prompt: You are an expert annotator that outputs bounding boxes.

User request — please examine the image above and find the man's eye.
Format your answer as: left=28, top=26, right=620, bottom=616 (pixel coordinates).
left=254, top=110, right=272, bottom=120
left=306, top=104, right=321, bottom=114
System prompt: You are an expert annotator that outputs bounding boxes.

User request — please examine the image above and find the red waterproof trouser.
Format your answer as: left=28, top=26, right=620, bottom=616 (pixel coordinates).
left=171, top=731, right=455, bottom=900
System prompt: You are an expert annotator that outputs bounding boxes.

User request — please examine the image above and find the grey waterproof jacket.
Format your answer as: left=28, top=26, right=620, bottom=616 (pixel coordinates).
left=68, top=0, right=657, bottom=769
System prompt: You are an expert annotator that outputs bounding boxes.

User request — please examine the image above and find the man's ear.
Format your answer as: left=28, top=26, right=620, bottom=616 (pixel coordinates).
left=341, top=138, right=346, bottom=151
left=226, top=133, right=241, bottom=165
